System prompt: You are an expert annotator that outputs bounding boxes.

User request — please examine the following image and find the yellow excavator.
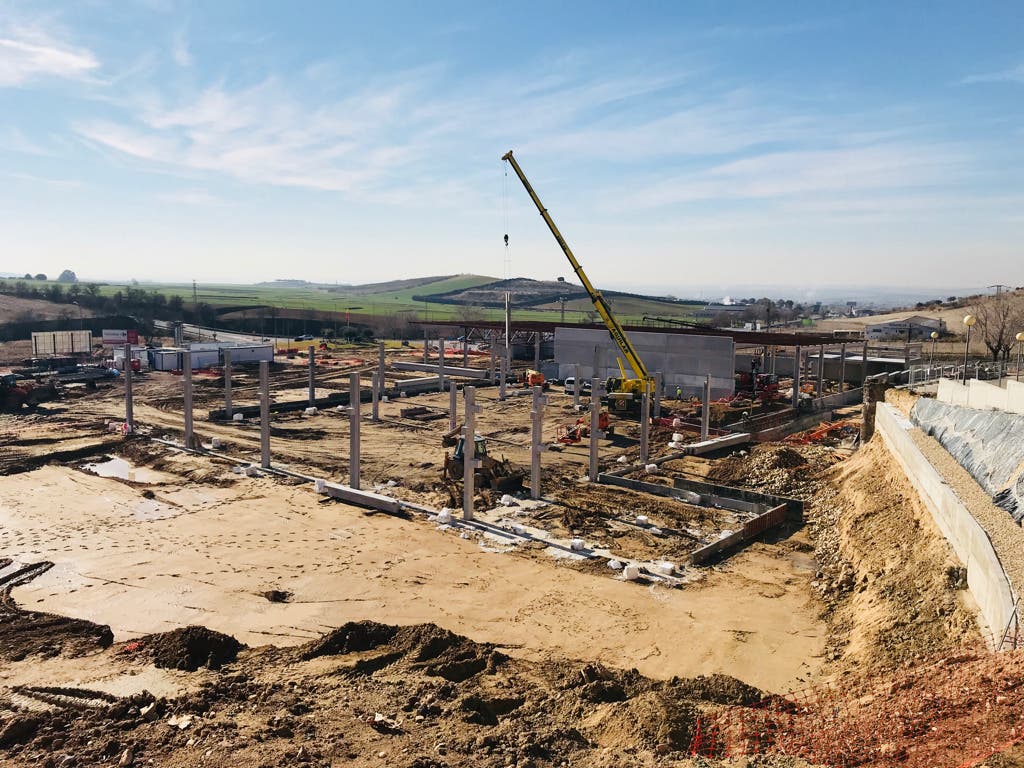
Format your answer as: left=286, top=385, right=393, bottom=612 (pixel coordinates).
left=502, top=150, right=653, bottom=414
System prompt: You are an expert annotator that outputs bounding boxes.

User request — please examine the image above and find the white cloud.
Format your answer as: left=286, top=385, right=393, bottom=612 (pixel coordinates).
left=961, top=63, right=1024, bottom=85
left=0, top=18, right=98, bottom=86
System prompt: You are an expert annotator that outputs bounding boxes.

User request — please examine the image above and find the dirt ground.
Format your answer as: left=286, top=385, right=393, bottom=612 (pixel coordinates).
left=2, top=341, right=1023, bottom=766
left=0, top=295, right=96, bottom=325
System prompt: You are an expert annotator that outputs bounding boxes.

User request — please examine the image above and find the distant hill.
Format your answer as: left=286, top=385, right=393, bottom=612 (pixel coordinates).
left=416, top=276, right=701, bottom=311
left=325, top=275, right=470, bottom=295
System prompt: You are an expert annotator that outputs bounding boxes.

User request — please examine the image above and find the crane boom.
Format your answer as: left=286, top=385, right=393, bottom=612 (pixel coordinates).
left=501, top=150, right=651, bottom=387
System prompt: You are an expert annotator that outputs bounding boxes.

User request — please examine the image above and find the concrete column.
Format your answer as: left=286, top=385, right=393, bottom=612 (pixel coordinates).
left=124, top=344, right=134, bottom=433
left=183, top=351, right=195, bottom=450
left=817, top=344, right=825, bottom=398
left=377, top=342, right=386, bottom=399
left=530, top=385, right=545, bottom=499
left=463, top=336, right=469, bottom=368
left=259, top=360, right=270, bottom=468
left=589, top=377, right=601, bottom=482
left=349, top=373, right=360, bottom=489
left=308, top=345, right=316, bottom=405
left=653, top=371, right=662, bottom=419
left=862, top=340, right=870, bottom=383
left=861, top=376, right=887, bottom=443
left=423, top=329, right=429, bottom=364
left=499, top=356, right=507, bottom=400
left=462, top=386, right=481, bottom=521
left=371, top=372, right=380, bottom=422
left=223, top=348, right=233, bottom=419
left=592, top=346, right=602, bottom=382
left=489, top=342, right=497, bottom=382
left=701, top=374, right=711, bottom=442
left=573, top=363, right=581, bottom=408
left=438, top=338, right=445, bottom=393
left=533, top=333, right=541, bottom=369
left=449, top=384, right=458, bottom=431
left=839, top=343, right=847, bottom=391
left=505, top=340, right=512, bottom=391
left=770, top=346, right=777, bottom=375
left=640, top=392, right=650, bottom=463
left=792, top=345, right=802, bottom=410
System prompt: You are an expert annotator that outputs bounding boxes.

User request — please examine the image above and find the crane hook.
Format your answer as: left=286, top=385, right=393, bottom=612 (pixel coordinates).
left=504, top=234, right=509, bottom=247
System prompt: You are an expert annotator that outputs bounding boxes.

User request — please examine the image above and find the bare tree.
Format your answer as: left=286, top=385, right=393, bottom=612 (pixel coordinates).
left=454, top=303, right=485, bottom=325
left=971, top=291, right=1024, bottom=362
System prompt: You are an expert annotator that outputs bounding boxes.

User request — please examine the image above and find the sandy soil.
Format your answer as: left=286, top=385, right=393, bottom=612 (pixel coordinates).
left=0, top=464, right=823, bottom=693
left=3, top=340, right=1023, bottom=766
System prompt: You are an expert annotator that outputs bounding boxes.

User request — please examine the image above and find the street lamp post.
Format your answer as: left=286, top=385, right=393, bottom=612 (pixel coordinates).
left=962, top=314, right=977, bottom=382
left=929, top=330, right=938, bottom=369
left=1016, top=331, right=1024, bottom=382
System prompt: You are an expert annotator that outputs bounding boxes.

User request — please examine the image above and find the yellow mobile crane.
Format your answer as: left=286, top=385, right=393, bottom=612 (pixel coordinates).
left=501, top=150, right=653, bottom=412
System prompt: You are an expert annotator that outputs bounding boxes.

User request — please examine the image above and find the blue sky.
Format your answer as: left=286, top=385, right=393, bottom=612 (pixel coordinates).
left=0, top=1, right=1021, bottom=294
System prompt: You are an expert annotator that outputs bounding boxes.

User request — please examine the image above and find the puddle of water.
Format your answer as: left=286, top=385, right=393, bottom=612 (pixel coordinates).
left=789, top=551, right=817, bottom=573
left=83, top=457, right=164, bottom=484
left=131, top=499, right=180, bottom=521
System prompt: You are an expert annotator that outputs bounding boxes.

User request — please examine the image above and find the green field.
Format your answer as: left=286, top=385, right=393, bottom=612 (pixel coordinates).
left=9, top=274, right=703, bottom=326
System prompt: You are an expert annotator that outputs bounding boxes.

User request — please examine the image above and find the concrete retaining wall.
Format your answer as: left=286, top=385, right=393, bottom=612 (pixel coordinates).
left=911, top=398, right=1024, bottom=520
left=875, top=403, right=1016, bottom=644
left=937, top=378, right=1024, bottom=414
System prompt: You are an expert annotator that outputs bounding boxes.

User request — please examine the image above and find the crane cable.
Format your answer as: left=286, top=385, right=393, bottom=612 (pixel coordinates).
left=502, top=160, right=511, bottom=280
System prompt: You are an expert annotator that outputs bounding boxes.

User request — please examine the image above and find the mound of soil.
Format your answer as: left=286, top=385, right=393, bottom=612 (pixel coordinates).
left=768, top=446, right=809, bottom=469
left=147, top=626, right=244, bottom=671
left=261, top=589, right=292, bottom=603
left=300, top=622, right=508, bottom=683
left=299, top=620, right=398, bottom=659
left=667, top=672, right=764, bottom=706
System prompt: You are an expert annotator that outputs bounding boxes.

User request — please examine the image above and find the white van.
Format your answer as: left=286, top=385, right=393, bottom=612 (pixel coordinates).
left=563, top=377, right=593, bottom=395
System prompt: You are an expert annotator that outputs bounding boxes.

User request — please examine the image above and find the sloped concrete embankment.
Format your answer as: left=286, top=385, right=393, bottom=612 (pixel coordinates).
left=911, top=397, right=1024, bottom=521
left=875, top=403, right=1016, bottom=644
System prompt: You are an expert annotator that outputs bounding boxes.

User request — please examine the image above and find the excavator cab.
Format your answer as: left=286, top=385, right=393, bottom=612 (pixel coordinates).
left=452, top=434, right=488, bottom=461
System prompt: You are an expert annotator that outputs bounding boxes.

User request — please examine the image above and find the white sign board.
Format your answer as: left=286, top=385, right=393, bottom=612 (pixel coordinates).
left=102, top=329, right=128, bottom=345
left=31, top=330, right=93, bottom=356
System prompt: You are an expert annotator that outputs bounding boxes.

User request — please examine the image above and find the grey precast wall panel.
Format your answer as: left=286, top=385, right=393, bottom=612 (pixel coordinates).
left=554, top=328, right=734, bottom=398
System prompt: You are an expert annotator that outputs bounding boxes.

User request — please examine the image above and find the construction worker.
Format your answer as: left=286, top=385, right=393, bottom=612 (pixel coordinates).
left=675, top=385, right=682, bottom=400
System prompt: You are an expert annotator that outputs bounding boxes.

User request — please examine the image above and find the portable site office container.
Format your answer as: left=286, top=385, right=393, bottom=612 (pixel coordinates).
left=227, top=344, right=274, bottom=364
left=148, top=348, right=219, bottom=370
left=149, top=343, right=274, bottom=370
left=149, top=349, right=181, bottom=371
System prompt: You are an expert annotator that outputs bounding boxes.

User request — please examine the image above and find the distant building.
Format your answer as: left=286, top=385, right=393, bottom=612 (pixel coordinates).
left=696, top=302, right=748, bottom=319
left=864, top=315, right=947, bottom=341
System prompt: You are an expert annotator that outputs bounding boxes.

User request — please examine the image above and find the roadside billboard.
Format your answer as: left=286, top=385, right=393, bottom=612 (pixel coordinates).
left=102, top=329, right=139, bottom=345
left=31, top=330, right=93, bottom=356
